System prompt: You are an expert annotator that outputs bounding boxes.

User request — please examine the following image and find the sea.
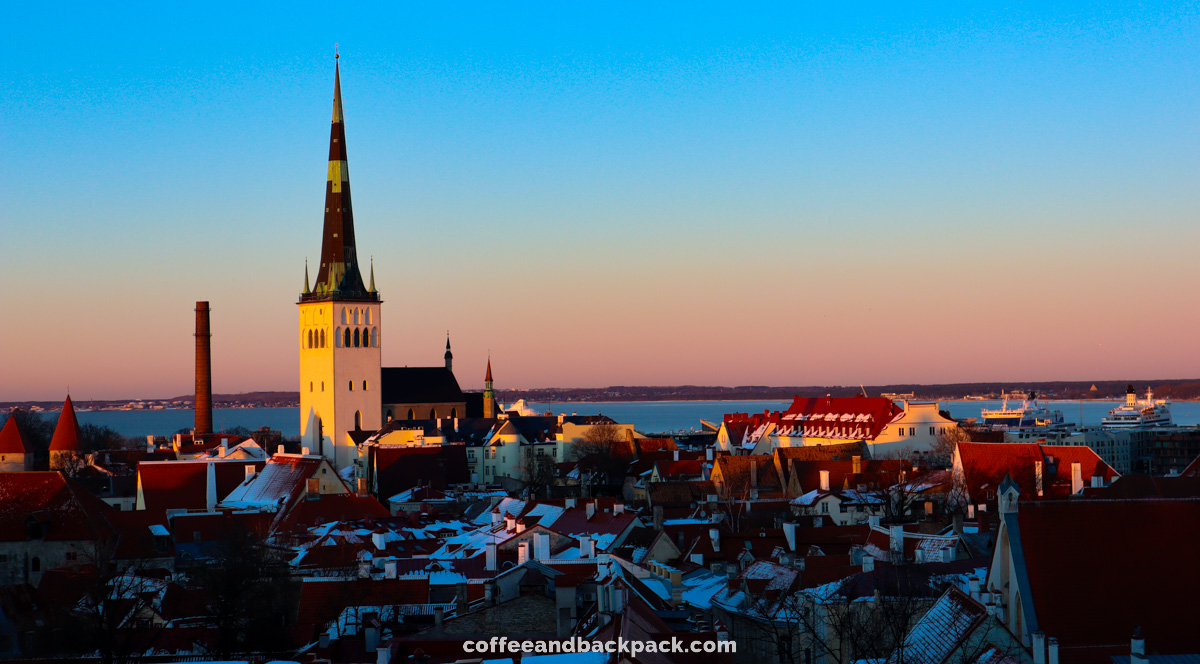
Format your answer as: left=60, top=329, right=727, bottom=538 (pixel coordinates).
left=71, top=399, right=1200, bottom=439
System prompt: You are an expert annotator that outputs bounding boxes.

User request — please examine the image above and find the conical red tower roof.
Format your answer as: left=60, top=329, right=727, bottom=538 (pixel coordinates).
left=485, top=358, right=493, bottom=383
left=49, top=396, right=82, bottom=452
left=0, top=415, right=28, bottom=454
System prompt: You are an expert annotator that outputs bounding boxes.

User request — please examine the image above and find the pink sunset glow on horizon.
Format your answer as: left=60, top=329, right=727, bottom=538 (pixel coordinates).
left=5, top=6, right=1200, bottom=402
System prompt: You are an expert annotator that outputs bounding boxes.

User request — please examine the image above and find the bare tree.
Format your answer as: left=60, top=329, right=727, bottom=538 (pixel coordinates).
left=516, top=445, right=558, bottom=499
left=565, top=424, right=630, bottom=495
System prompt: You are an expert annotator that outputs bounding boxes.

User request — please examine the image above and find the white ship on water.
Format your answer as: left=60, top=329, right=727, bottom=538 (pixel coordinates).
left=980, top=391, right=1065, bottom=428
left=1101, top=386, right=1172, bottom=429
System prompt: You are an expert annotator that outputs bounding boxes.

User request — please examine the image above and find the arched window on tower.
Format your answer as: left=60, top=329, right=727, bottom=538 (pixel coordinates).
left=354, top=328, right=361, bottom=347
left=310, top=382, right=314, bottom=392
left=366, top=309, right=371, bottom=324
left=355, top=411, right=362, bottom=430
left=320, top=329, right=326, bottom=347
left=341, top=308, right=347, bottom=324
left=348, top=381, right=353, bottom=391
left=451, top=408, right=458, bottom=418
left=407, top=409, right=415, bottom=420
left=430, top=408, right=438, bottom=419
left=307, top=330, right=314, bottom=349
left=372, top=327, right=379, bottom=347
left=363, top=380, right=368, bottom=391
left=335, top=328, right=342, bottom=347
left=344, top=328, right=352, bottom=348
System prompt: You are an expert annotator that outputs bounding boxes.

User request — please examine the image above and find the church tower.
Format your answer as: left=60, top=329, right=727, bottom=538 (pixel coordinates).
left=298, top=55, right=381, bottom=471
left=483, top=358, right=496, bottom=419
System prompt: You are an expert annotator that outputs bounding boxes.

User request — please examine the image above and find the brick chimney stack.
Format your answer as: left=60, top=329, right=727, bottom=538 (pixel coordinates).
left=194, top=301, right=213, bottom=435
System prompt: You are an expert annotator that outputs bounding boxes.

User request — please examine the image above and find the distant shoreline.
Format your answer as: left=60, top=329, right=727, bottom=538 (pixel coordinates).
left=7, top=378, right=1200, bottom=411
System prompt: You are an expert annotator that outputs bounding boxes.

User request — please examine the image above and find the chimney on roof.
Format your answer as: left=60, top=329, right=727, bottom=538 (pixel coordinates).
left=868, top=515, right=881, bottom=528
left=518, top=541, right=530, bottom=565
left=456, top=581, right=469, bottom=615
left=194, top=302, right=214, bottom=435
left=319, top=632, right=330, bottom=649
left=1048, top=638, right=1059, bottom=664
left=384, top=558, right=397, bottom=578
left=614, top=503, right=624, bottom=516
left=1131, top=627, right=1147, bottom=664
left=373, top=532, right=386, bottom=550
left=205, top=460, right=217, bottom=511
left=146, top=437, right=155, bottom=453
left=218, top=442, right=228, bottom=458
left=276, top=444, right=284, bottom=455
left=485, top=541, right=497, bottom=571
left=585, top=501, right=596, bottom=520
left=245, top=465, right=256, bottom=480
left=580, top=535, right=595, bottom=558
left=565, top=497, right=576, bottom=508
left=706, top=446, right=714, bottom=461
left=673, top=449, right=680, bottom=461
left=534, top=532, right=550, bottom=561
left=889, top=525, right=904, bottom=555
left=515, top=518, right=526, bottom=534
left=1033, top=631, right=1046, bottom=664
left=819, top=470, right=830, bottom=492
left=357, top=477, right=368, bottom=497
left=709, top=528, right=720, bottom=552
left=863, top=554, right=875, bottom=572
left=968, top=576, right=980, bottom=601
left=505, top=513, right=516, bottom=532
left=433, top=607, right=444, bottom=631
left=378, top=646, right=390, bottom=664
left=852, top=455, right=862, bottom=474
left=652, top=506, right=664, bottom=531
left=1071, top=462, right=1083, bottom=495
left=302, top=446, right=311, bottom=455
left=783, top=522, right=797, bottom=551
left=491, top=507, right=502, bottom=527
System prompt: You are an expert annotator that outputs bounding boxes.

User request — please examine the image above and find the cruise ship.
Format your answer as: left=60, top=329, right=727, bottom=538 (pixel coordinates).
left=980, top=392, right=1066, bottom=428
left=1101, top=386, right=1172, bottom=428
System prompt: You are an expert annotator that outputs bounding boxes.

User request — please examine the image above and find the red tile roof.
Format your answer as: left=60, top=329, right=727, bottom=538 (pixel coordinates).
left=776, top=396, right=903, bottom=440
left=0, top=472, right=116, bottom=541
left=957, top=442, right=1118, bottom=502
left=714, top=455, right=781, bottom=490
left=48, top=396, right=82, bottom=452
left=272, top=494, right=390, bottom=535
left=296, top=577, right=430, bottom=632
left=1014, top=499, right=1200, bottom=659
left=137, top=459, right=264, bottom=512
left=220, top=454, right=327, bottom=507
left=0, top=416, right=28, bottom=455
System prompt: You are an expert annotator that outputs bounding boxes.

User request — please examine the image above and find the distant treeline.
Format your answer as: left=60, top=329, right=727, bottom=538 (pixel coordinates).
left=496, top=379, right=1200, bottom=402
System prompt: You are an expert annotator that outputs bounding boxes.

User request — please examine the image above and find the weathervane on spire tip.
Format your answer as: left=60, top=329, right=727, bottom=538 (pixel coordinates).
left=335, top=43, right=339, bottom=59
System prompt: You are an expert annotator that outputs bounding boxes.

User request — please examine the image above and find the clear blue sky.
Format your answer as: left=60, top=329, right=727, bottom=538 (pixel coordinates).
left=3, top=2, right=1200, bottom=400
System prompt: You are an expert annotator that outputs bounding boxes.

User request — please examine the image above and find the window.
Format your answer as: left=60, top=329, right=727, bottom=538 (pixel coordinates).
left=820, top=502, right=829, bottom=513
left=407, top=409, right=415, bottom=420
left=31, top=557, right=41, bottom=572
left=451, top=408, right=458, bottom=418
left=321, top=382, right=325, bottom=392
left=363, top=380, right=368, bottom=391
left=344, top=328, right=352, bottom=348
left=65, top=552, right=77, bottom=561
left=930, top=427, right=935, bottom=435
left=309, top=382, right=313, bottom=392
left=353, top=328, right=361, bottom=347
left=910, top=427, right=915, bottom=436
left=899, top=428, right=905, bottom=437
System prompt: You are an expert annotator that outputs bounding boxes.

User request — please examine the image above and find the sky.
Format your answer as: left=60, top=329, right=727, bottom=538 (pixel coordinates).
left=3, top=2, right=1200, bottom=401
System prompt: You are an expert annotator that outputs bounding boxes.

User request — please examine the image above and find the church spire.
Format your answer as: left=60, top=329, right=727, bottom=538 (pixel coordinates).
left=483, top=357, right=495, bottom=419
left=368, top=257, right=376, bottom=293
left=303, top=52, right=374, bottom=302
left=303, top=260, right=311, bottom=295
left=444, top=333, right=453, bottom=371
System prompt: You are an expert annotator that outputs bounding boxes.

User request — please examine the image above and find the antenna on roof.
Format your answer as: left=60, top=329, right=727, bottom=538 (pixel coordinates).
left=860, top=384, right=869, bottom=398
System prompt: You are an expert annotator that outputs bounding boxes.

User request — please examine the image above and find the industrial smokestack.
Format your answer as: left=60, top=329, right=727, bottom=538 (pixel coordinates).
left=194, top=301, right=213, bottom=435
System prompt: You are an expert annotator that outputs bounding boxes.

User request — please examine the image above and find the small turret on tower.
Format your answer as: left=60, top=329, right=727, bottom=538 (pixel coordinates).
left=483, top=358, right=495, bottom=419
left=444, top=334, right=453, bottom=371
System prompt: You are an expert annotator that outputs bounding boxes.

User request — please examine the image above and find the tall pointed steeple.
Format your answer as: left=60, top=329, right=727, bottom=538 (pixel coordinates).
left=444, top=333, right=453, bottom=371
left=303, top=53, right=375, bottom=302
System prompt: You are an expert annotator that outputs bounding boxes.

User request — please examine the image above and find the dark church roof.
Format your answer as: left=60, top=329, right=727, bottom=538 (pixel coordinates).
left=381, top=367, right=466, bottom=405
